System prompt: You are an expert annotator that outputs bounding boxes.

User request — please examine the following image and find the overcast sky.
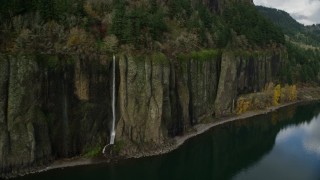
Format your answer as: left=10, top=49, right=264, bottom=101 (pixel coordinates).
left=254, top=0, right=320, bottom=25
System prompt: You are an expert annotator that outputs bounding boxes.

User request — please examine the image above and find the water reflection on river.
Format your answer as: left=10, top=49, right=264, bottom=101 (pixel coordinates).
left=234, top=107, right=320, bottom=180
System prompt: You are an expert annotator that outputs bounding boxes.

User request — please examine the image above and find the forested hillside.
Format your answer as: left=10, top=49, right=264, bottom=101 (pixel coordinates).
left=0, top=0, right=283, bottom=55
left=1, top=1, right=319, bottom=85
left=257, top=6, right=320, bottom=47
left=257, top=6, right=320, bottom=84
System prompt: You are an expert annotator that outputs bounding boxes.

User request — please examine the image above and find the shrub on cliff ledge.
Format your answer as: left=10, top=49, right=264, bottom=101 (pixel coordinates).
left=280, top=84, right=298, bottom=103
left=236, top=98, right=251, bottom=114
left=289, top=85, right=297, bottom=101
left=83, top=146, right=102, bottom=158
left=273, top=84, right=281, bottom=105
left=236, top=83, right=299, bottom=114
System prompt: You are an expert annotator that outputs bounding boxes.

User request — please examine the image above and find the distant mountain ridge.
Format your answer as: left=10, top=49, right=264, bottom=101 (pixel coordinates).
left=256, top=6, right=320, bottom=47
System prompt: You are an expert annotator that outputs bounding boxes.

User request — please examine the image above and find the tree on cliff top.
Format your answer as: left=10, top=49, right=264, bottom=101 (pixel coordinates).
left=0, top=0, right=286, bottom=54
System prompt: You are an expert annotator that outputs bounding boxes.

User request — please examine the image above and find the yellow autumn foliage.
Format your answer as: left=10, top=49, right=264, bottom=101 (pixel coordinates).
left=236, top=99, right=251, bottom=114
left=273, top=84, right=281, bottom=106
left=67, top=27, right=88, bottom=47
left=280, top=84, right=298, bottom=103
left=84, top=3, right=99, bottom=19
left=289, top=85, right=297, bottom=101
left=235, top=84, right=298, bottom=115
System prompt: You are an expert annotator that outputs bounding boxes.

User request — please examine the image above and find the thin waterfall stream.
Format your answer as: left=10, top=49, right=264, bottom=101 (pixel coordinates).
left=103, top=55, right=116, bottom=154
left=110, top=54, right=116, bottom=145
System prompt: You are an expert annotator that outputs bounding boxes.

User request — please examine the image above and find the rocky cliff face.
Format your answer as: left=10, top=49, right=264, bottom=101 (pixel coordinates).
left=116, top=53, right=220, bottom=146
left=0, top=55, right=52, bottom=174
left=0, top=50, right=283, bottom=177
left=116, top=55, right=169, bottom=144
left=214, top=51, right=283, bottom=116
left=0, top=54, right=115, bottom=176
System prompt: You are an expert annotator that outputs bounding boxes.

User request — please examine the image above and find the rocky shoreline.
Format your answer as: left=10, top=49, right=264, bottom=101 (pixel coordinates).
left=6, top=99, right=318, bottom=179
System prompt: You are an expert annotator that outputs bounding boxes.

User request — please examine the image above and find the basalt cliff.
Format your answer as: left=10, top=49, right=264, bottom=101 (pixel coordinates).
left=0, top=50, right=284, bottom=176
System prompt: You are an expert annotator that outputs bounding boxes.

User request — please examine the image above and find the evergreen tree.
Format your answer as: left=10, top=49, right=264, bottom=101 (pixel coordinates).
left=149, top=9, right=167, bottom=40
left=39, top=0, right=56, bottom=21
left=123, top=18, right=134, bottom=44
left=149, top=0, right=157, bottom=14
left=111, top=0, right=126, bottom=42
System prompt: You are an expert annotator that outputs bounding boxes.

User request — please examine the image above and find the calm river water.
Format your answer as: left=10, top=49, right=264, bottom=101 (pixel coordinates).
left=16, top=102, right=320, bottom=180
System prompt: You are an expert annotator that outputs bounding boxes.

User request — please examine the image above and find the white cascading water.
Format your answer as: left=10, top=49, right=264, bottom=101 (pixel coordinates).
left=110, top=54, right=116, bottom=145
left=103, top=55, right=116, bottom=154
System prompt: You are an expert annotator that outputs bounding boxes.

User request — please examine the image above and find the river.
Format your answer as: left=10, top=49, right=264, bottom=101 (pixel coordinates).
left=15, top=102, right=320, bottom=180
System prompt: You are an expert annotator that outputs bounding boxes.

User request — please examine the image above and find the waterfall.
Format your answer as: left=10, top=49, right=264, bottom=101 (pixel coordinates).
left=110, top=54, right=116, bottom=145
left=103, top=55, right=116, bottom=154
